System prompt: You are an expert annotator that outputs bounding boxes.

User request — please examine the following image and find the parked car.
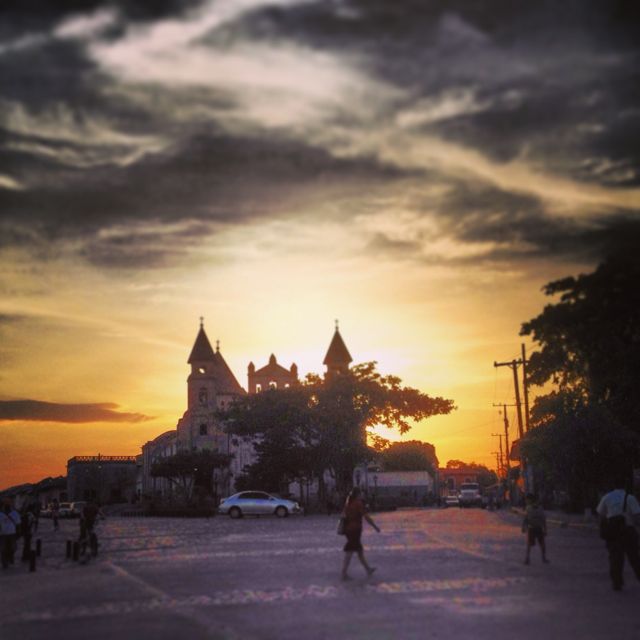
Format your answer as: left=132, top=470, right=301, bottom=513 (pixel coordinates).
left=459, top=482, right=483, bottom=508
left=444, top=491, right=460, bottom=507
left=218, top=491, right=302, bottom=518
left=58, top=502, right=74, bottom=517
left=70, top=501, right=87, bottom=518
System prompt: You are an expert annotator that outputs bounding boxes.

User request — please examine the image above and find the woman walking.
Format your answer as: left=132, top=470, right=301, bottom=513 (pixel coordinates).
left=341, top=487, right=380, bottom=580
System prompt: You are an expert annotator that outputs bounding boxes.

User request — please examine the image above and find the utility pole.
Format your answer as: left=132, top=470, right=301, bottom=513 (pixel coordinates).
left=502, top=404, right=511, bottom=474
left=494, top=358, right=525, bottom=439
left=521, top=343, right=531, bottom=432
left=491, top=433, right=504, bottom=477
left=492, top=451, right=501, bottom=476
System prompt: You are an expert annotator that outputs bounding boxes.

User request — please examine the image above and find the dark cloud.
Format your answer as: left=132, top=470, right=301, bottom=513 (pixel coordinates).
left=361, top=178, right=640, bottom=265
left=0, top=128, right=412, bottom=267
left=0, top=1, right=203, bottom=35
left=436, top=181, right=640, bottom=263
left=229, top=0, right=640, bottom=183
left=0, top=399, right=152, bottom=423
left=1, top=0, right=638, bottom=272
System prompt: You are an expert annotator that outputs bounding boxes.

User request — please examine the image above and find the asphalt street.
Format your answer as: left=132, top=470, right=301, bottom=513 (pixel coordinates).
left=1, top=508, right=639, bottom=640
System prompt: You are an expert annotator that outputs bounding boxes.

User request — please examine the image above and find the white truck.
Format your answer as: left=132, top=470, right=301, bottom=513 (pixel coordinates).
left=458, top=482, right=483, bottom=508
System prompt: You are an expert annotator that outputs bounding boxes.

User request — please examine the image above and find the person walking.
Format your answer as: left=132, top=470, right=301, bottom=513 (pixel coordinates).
left=21, top=505, right=36, bottom=562
left=78, top=500, right=104, bottom=560
left=597, top=476, right=640, bottom=591
left=522, top=494, right=549, bottom=565
left=51, top=499, right=59, bottom=531
left=340, top=486, right=380, bottom=581
left=0, top=502, right=20, bottom=569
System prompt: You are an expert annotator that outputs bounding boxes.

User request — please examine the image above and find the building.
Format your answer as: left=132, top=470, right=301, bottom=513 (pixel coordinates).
left=0, top=476, right=68, bottom=510
left=248, top=354, right=298, bottom=393
left=140, top=320, right=357, bottom=501
left=438, top=466, right=480, bottom=496
left=140, top=320, right=255, bottom=500
left=140, top=430, right=178, bottom=500
left=67, top=455, right=138, bottom=503
left=323, top=323, right=352, bottom=378
left=368, top=470, right=434, bottom=506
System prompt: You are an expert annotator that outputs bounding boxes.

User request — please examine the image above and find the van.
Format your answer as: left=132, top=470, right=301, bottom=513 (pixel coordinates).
left=459, top=483, right=482, bottom=507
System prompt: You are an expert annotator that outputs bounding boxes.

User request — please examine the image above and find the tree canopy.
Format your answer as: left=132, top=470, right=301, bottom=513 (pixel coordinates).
left=444, top=460, right=498, bottom=488
left=378, top=440, right=438, bottom=474
left=520, top=251, right=640, bottom=506
left=150, top=449, right=232, bottom=503
left=521, top=253, right=640, bottom=431
left=219, top=362, right=454, bottom=496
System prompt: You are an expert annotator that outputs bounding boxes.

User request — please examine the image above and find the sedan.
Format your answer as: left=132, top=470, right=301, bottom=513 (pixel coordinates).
left=58, top=502, right=74, bottom=517
left=444, top=492, right=460, bottom=508
left=218, top=491, right=302, bottom=518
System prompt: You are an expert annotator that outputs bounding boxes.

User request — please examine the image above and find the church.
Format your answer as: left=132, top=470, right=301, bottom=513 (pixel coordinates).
left=139, top=320, right=353, bottom=501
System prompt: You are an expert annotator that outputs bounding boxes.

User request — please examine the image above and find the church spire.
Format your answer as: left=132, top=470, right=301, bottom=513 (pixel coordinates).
left=188, top=319, right=216, bottom=363
left=323, top=321, right=352, bottom=377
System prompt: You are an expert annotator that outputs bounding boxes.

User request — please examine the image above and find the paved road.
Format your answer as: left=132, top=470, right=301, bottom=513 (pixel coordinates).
left=2, top=508, right=640, bottom=640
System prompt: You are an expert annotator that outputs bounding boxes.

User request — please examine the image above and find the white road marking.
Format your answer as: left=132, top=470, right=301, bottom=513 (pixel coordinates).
left=8, top=576, right=527, bottom=623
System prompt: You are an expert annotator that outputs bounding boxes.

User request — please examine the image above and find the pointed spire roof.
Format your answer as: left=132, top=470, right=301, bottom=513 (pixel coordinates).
left=213, top=350, right=245, bottom=395
left=323, top=324, right=352, bottom=366
left=187, top=321, right=216, bottom=363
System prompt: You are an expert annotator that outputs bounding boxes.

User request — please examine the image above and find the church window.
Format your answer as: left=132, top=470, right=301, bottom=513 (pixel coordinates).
left=198, top=367, right=206, bottom=374
left=199, top=388, right=207, bottom=405
left=284, top=383, right=290, bottom=389
left=269, top=381, right=277, bottom=389
left=256, top=384, right=262, bottom=392
left=200, top=424, right=208, bottom=436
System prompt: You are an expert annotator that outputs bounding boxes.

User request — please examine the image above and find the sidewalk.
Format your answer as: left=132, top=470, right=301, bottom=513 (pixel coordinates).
left=510, top=507, right=598, bottom=531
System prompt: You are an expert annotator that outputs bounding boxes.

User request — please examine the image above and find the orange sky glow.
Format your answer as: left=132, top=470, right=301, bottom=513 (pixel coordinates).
left=1, top=1, right=638, bottom=488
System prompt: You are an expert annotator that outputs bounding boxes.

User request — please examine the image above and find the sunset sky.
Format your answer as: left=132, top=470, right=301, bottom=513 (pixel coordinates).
left=1, top=1, right=639, bottom=488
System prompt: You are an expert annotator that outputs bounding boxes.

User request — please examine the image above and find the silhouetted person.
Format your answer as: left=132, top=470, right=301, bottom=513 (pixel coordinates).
left=51, top=499, right=59, bottom=531
left=21, top=505, right=36, bottom=562
left=340, top=487, right=380, bottom=580
left=0, top=502, right=20, bottom=568
left=597, top=476, right=640, bottom=591
left=79, top=501, right=104, bottom=558
left=522, top=494, right=549, bottom=565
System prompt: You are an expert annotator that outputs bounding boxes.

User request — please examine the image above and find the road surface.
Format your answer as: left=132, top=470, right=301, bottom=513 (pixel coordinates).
left=2, top=508, right=639, bottom=640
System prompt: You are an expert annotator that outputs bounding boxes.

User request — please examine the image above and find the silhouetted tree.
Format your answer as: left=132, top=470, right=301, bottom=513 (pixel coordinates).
left=150, top=449, right=232, bottom=504
left=521, top=253, right=640, bottom=432
left=520, top=251, right=640, bottom=506
left=521, top=392, right=639, bottom=510
left=444, top=460, right=498, bottom=488
left=379, top=440, right=438, bottom=474
left=220, top=362, right=454, bottom=497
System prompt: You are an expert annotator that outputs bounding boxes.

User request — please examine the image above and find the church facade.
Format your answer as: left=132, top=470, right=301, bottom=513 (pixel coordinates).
left=140, top=321, right=353, bottom=501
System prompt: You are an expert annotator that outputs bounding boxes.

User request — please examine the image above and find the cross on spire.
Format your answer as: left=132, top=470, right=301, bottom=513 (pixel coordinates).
left=335, top=318, right=339, bottom=331
left=216, top=339, right=220, bottom=353
left=199, top=316, right=204, bottom=328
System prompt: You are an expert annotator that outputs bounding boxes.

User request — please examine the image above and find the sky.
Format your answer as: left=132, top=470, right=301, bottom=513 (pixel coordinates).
left=1, top=0, right=639, bottom=488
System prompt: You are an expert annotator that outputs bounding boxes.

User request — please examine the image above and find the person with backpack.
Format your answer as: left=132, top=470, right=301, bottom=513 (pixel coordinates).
left=597, top=475, right=640, bottom=591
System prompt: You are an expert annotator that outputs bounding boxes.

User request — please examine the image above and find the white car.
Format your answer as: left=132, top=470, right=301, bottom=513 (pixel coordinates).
left=57, top=502, right=73, bottom=517
left=218, top=491, right=302, bottom=518
left=444, top=492, right=460, bottom=507
left=70, top=501, right=87, bottom=518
